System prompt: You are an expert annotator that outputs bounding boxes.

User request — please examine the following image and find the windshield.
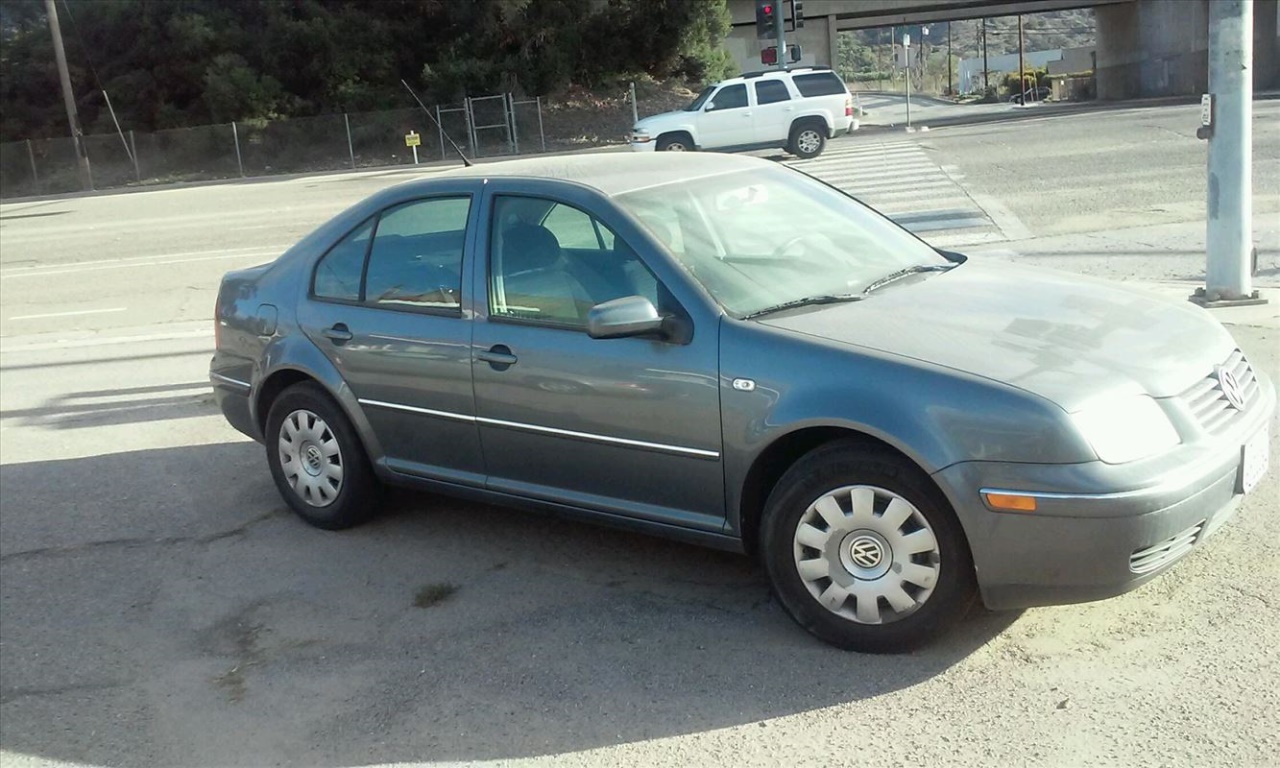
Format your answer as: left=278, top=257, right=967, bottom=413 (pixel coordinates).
left=615, top=164, right=950, bottom=317
left=684, top=87, right=714, bottom=111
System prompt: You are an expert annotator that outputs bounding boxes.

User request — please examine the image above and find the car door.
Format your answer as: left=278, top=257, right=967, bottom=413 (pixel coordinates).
left=296, top=185, right=485, bottom=487
left=698, top=83, right=755, bottom=149
left=469, top=181, right=725, bottom=533
left=752, top=79, right=795, bottom=145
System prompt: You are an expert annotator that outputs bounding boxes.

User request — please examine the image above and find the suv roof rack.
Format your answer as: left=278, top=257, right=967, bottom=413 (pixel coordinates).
left=739, top=65, right=833, bottom=79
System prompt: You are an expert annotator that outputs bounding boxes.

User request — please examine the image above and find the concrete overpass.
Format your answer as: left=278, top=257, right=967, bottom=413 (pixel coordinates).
left=726, top=0, right=1280, bottom=99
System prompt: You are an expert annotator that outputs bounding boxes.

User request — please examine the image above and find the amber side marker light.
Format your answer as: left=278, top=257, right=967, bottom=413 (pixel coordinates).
left=984, top=493, right=1038, bottom=512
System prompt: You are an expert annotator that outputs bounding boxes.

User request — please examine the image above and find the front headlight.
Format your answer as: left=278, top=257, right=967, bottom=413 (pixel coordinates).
left=1070, top=395, right=1180, bottom=464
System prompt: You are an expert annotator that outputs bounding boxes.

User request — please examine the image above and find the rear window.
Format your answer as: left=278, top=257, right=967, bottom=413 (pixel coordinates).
left=792, top=72, right=847, bottom=98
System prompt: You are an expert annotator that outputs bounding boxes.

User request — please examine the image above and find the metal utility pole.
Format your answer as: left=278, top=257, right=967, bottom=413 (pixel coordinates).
left=45, top=0, right=91, bottom=190
left=775, top=4, right=786, bottom=70
left=981, top=18, right=989, bottom=93
left=1198, top=0, right=1261, bottom=305
left=1017, top=14, right=1026, bottom=102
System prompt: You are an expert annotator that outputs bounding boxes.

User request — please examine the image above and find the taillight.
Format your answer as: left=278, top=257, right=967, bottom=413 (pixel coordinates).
left=214, top=296, right=222, bottom=349
left=845, top=96, right=853, bottom=117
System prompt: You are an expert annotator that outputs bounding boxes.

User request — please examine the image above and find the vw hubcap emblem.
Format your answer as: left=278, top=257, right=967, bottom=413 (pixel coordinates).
left=849, top=536, right=884, bottom=569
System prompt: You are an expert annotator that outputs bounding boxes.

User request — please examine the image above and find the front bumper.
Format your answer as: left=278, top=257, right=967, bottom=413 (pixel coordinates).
left=934, top=376, right=1275, bottom=610
left=629, top=136, right=657, bottom=152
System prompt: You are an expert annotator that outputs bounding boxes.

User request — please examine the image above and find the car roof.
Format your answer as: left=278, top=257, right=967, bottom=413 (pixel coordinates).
left=417, top=151, right=770, bottom=197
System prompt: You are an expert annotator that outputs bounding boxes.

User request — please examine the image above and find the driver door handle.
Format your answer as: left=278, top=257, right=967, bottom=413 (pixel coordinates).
left=477, top=344, right=518, bottom=367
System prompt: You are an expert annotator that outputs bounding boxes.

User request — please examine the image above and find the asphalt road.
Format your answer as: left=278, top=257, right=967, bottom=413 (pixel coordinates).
left=1, top=103, right=1278, bottom=767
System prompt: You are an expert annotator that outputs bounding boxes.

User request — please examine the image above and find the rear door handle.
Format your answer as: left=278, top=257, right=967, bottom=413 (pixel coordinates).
left=321, top=324, right=353, bottom=344
left=476, top=344, right=518, bottom=368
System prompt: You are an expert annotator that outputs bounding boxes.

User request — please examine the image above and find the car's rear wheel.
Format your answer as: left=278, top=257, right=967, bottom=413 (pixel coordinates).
left=266, top=382, right=380, bottom=530
left=761, top=441, right=975, bottom=652
left=656, top=134, right=692, bottom=152
left=789, top=123, right=827, bottom=159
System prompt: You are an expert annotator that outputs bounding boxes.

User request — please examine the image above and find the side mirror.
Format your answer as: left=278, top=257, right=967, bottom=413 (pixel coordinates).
left=587, top=296, right=665, bottom=340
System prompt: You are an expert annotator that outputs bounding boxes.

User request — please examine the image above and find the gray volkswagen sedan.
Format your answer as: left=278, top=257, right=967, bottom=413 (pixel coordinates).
left=211, top=153, right=1273, bottom=652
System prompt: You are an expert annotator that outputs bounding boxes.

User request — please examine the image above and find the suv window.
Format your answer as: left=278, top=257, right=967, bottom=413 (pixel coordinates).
left=793, top=72, right=847, bottom=97
left=707, top=84, right=747, bottom=111
left=364, top=197, right=470, bottom=310
left=754, top=80, right=791, bottom=105
left=313, top=218, right=374, bottom=301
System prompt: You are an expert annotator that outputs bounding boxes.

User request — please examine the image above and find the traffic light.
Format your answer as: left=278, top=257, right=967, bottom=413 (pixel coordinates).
left=788, top=43, right=803, bottom=63
left=792, top=0, right=805, bottom=29
left=761, top=46, right=779, bottom=65
left=756, top=0, right=776, bottom=39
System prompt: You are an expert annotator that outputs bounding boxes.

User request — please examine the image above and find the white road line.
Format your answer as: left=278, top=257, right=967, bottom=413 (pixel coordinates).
left=0, top=245, right=287, bottom=276
left=8, top=307, right=128, bottom=321
left=0, top=329, right=213, bottom=353
left=0, top=251, right=279, bottom=280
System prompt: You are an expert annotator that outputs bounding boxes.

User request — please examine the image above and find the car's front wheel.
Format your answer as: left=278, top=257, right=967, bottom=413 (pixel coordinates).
left=265, top=381, right=380, bottom=530
left=656, top=134, right=692, bottom=152
left=761, top=441, right=975, bottom=652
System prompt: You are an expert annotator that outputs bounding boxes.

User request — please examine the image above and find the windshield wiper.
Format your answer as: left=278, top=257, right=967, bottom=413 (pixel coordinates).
left=743, top=294, right=864, bottom=320
left=861, top=263, right=956, bottom=295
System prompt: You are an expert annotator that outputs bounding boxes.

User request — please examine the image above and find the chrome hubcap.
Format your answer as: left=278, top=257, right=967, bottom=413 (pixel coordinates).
left=665, top=142, right=686, bottom=151
left=797, top=130, right=821, bottom=153
left=792, top=485, right=941, bottom=625
left=278, top=409, right=344, bottom=507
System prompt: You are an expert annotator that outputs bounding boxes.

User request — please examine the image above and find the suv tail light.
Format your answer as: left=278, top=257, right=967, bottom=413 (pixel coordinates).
left=845, top=96, right=853, bottom=117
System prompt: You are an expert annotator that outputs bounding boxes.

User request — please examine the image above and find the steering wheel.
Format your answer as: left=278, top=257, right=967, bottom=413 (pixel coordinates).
left=770, top=232, right=831, bottom=261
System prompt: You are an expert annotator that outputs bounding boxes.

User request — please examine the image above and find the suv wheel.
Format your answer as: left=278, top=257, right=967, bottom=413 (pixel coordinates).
left=789, top=123, right=827, bottom=160
left=656, top=134, right=692, bottom=152
left=761, top=441, right=976, bottom=652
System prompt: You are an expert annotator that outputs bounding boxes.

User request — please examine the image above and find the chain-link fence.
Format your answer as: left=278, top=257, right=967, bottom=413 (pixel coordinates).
left=0, top=88, right=651, bottom=200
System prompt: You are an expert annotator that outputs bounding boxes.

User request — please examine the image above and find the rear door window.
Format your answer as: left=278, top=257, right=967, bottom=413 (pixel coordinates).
left=754, top=80, right=791, bottom=105
left=364, top=197, right=471, bottom=311
left=793, top=72, right=847, bottom=97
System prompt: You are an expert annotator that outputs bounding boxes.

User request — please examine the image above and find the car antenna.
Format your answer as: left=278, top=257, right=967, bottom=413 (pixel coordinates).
left=400, top=78, right=473, bottom=167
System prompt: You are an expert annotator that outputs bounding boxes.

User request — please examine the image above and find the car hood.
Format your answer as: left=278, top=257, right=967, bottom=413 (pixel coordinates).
left=756, top=261, right=1235, bottom=412
left=634, top=111, right=688, bottom=132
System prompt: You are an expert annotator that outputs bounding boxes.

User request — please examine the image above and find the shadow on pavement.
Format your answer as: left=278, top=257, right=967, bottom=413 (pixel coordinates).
left=0, top=441, right=1022, bottom=766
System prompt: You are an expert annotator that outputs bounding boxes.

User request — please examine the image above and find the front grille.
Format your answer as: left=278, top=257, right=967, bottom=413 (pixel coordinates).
left=1129, top=521, right=1203, bottom=574
left=1178, top=349, right=1260, bottom=435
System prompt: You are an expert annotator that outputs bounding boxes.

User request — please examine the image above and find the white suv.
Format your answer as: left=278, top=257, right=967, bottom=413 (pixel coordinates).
left=630, top=68, right=854, bottom=160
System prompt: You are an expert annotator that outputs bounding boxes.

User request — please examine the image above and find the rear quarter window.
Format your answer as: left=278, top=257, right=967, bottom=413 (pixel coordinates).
left=793, top=73, right=847, bottom=98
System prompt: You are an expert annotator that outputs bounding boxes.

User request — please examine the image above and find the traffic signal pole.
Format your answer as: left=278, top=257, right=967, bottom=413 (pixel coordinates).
left=1197, top=0, right=1262, bottom=306
left=775, top=3, right=786, bottom=69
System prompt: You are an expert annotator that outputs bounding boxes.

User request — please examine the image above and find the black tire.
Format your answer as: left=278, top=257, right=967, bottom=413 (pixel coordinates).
left=265, top=381, right=381, bottom=530
left=656, top=133, right=693, bottom=152
left=760, top=441, right=976, bottom=652
left=788, top=122, right=827, bottom=160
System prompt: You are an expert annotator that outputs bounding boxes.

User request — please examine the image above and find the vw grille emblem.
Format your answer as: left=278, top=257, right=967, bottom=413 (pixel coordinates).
left=1217, top=366, right=1246, bottom=411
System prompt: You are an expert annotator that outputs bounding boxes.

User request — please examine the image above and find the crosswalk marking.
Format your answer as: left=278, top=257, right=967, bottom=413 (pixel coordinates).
left=777, top=137, right=1021, bottom=247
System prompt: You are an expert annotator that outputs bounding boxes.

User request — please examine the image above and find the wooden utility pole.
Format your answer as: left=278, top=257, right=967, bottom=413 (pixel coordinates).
left=981, top=18, right=989, bottom=93
left=1017, top=14, right=1026, bottom=101
left=45, top=0, right=91, bottom=190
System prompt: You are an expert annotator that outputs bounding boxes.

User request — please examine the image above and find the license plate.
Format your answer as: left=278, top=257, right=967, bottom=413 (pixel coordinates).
left=1241, top=427, right=1271, bottom=495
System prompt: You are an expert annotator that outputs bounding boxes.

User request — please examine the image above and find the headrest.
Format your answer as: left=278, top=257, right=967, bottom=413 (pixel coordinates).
left=502, top=224, right=561, bottom=273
